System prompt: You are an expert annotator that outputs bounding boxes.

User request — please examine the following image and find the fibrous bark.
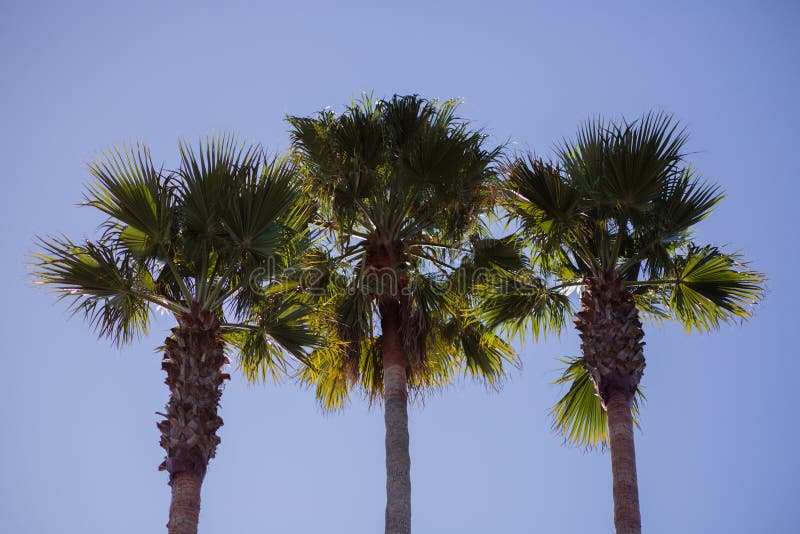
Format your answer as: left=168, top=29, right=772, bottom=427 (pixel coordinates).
left=158, top=302, right=229, bottom=534
left=575, top=270, right=645, bottom=404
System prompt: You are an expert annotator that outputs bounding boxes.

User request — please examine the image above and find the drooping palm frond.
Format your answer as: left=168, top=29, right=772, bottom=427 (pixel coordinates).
left=32, top=236, right=158, bottom=345
left=227, top=293, right=320, bottom=383
left=550, top=356, right=644, bottom=449
left=467, top=234, right=530, bottom=273
left=298, top=309, right=517, bottom=410
left=447, top=315, right=518, bottom=387
left=479, top=271, right=571, bottom=342
left=298, top=341, right=350, bottom=411
left=400, top=271, right=446, bottom=363
left=298, top=259, right=521, bottom=410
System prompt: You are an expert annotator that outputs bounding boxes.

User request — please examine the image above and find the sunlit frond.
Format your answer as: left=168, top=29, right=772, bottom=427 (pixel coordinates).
left=550, top=356, right=643, bottom=449
left=297, top=342, right=350, bottom=410
left=668, top=246, right=765, bottom=332
left=231, top=291, right=321, bottom=383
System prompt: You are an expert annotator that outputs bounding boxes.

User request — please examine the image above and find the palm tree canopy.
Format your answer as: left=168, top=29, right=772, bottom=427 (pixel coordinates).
left=496, top=113, right=765, bottom=447
left=287, top=95, right=521, bottom=408
left=288, top=94, right=502, bottom=248
left=33, top=136, right=319, bottom=375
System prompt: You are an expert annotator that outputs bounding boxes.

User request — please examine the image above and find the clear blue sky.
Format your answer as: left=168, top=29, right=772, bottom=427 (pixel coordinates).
left=2, top=1, right=797, bottom=532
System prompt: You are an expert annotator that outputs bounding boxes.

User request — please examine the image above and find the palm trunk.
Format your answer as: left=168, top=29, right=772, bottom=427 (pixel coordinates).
left=168, top=472, right=202, bottom=534
left=575, top=271, right=646, bottom=534
left=158, top=302, right=229, bottom=534
left=381, top=299, right=411, bottom=534
left=606, top=388, right=641, bottom=534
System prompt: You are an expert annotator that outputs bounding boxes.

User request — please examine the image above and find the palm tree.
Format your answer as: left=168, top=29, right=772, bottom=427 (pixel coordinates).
left=491, top=113, right=765, bottom=534
left=32, top=137, right=317, bottom=534
left=286, top=95, right=521, bottom=534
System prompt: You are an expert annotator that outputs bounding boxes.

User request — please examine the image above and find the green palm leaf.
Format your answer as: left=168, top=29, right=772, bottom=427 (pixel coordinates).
left=669, top=245, right=765, bottom=332
left=550, top=356, right=644, bottom=448
left=84, top=144, right=174, bottom=257
left=479, top=271, right=571, bottom=341
left=33, top=236, right=156, bottom=345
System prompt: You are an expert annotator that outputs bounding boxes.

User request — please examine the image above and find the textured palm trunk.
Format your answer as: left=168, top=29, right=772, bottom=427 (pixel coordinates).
left=168, top=472, right=203, bottom=534
left=158, top=302, right=229, bottom=534
left=606, top=387, right=641, bottom=534
left=380, top=299, right=411, bottom=534
left=575, top=271, right=645, bottom=534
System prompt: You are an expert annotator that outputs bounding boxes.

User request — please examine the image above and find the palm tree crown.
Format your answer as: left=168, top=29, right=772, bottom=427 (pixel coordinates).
left=497, top=112, right=764, bottom=444
left=34, top=137, right=315, bottom=352
left=288, top=95, right=517, bottom=404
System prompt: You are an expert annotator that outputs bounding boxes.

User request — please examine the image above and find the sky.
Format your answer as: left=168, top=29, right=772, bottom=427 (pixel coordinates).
left=1, top=1, right=798, bottom=532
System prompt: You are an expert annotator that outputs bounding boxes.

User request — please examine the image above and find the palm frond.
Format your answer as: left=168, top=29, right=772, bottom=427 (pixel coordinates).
left=561, top=112, right=688, bottom=217
left=219, top=154, right=306, bottom=260
left=227, top=292, right=321, bottom=382
left=37, top=134, right=317, bottom=374
left=32, top=236, right=156, bottom=345
left=550, top=356, right=644, bottom=449
left=84, top=144, right=174, bottom=257
left=290, top=94, right=510, bottom=408
left=453, top=317, right=518, bottom=386
left=176, top=134, right=260, bottom=259
left=297, top=342, right=350, bottom=410
left=668, top=245, right=765, bottom=332
left=502, top=156, right=582, bottom=255
left=479, top=271, right=571, bottom=341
